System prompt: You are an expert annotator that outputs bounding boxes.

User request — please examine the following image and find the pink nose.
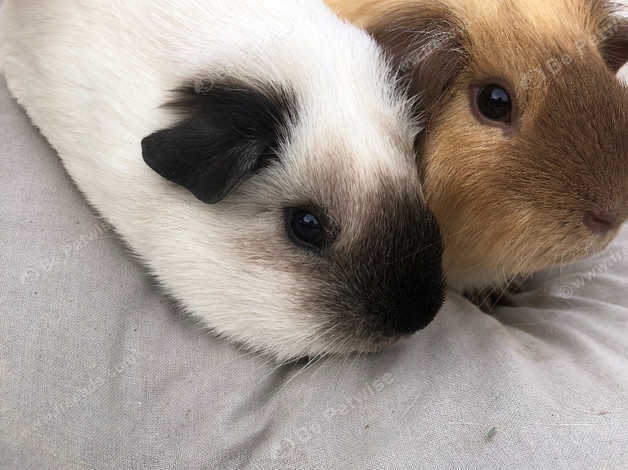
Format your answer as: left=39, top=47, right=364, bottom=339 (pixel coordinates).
left=584, top=211, right=618, bottom=234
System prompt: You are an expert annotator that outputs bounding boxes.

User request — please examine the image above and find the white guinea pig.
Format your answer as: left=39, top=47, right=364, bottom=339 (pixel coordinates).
left=0, top=0, right=445, bottom=360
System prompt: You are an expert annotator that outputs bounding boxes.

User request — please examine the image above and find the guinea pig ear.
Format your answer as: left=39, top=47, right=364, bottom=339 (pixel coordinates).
left=365, top=2, right=468, bottom=115
left=598, top=14, right=628, bottom=72
left=142, top=80, right=296, bottom=204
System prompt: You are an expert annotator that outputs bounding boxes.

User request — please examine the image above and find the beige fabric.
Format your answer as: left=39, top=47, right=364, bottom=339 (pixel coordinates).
left=2, top=62, right=628, bottom=470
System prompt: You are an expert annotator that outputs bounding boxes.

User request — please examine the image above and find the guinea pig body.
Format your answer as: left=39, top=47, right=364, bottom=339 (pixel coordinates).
left=0, top=0, right=445, bottom=360
left=327, top=0, right=628, bottom=291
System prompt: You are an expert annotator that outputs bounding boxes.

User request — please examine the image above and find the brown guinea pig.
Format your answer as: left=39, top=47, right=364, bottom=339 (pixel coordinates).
left=326, top=0, right=628, bottom=291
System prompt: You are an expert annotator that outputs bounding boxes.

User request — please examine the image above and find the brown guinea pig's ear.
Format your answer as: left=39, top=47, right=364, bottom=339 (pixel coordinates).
left=595, top=3, right=628, bottom=72
left=366, top=2, right=469, bottom=115
left=600, top=18, right=628, bottom=72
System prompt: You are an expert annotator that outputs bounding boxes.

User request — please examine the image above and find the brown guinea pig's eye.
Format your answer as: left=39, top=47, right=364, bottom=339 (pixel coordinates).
left=476, top=84, right=512, bottom=123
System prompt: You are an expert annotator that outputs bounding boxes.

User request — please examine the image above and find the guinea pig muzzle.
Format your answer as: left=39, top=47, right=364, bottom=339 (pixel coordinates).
left=317, top=191, right=446, bottom=342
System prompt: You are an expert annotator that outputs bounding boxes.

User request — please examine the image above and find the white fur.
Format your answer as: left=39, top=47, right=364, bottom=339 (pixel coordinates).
left=0, top=0, right=425, bottom=360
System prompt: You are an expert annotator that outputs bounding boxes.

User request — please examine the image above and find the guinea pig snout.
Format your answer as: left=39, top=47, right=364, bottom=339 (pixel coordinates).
left=381, top=217, right=444, bottom=334
left=348, top=207, right=446, bottom=337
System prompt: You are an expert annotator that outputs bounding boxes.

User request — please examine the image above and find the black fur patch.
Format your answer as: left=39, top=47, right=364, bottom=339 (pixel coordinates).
left=142, top=79, right=297, bottom=204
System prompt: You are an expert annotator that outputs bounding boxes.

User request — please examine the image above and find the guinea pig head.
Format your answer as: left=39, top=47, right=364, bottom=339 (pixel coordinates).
left=141, top=78, right=445, bottom=360
left=342, top=0, right=628, bottom=289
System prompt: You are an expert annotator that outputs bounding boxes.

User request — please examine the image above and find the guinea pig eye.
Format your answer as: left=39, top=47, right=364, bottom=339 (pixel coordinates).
left=476, top=84, right=512, bottom=123
left=285, top=208, right=325, bottom=250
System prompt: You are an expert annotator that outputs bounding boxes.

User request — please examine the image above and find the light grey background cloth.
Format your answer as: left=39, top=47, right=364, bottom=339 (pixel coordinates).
left=2, top=66, right=628, bottom=470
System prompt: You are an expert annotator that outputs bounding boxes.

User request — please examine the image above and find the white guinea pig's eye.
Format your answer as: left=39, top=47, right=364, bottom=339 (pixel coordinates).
left=475, top=84, right=513, bottom=124
left=285, top=207, right=325, bottom=250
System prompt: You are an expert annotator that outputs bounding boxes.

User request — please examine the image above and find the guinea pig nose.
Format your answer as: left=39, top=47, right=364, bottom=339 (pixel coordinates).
left=374, top=219, right=446, bottom=336
left=584, top=211, right=618, bottom=234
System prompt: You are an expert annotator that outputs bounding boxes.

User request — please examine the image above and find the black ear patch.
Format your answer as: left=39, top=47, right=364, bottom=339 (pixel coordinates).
left=142, top=80, right=297, bottom=204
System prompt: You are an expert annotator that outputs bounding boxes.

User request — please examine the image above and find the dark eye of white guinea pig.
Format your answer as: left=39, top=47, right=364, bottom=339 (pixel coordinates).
left=285, top=207, right=327, bottom=250
left=476, top=84, right=513, bottom=124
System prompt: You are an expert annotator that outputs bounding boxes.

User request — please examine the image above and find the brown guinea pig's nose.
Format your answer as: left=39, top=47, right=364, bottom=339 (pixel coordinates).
left=584, top=211, right=619, bottom=234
